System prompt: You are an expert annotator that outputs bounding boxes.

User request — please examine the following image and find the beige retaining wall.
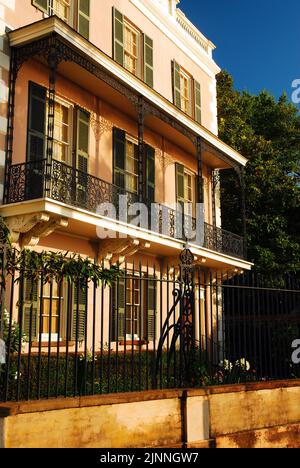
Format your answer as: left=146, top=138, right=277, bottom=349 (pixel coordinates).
left=1, top=381, right=300, bottom=448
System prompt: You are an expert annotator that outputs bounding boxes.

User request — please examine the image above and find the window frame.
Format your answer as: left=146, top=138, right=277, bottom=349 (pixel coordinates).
left=173, top=61, right=202, bottom=123
left=125, top=275, right=141, bottom=341
left=25, top=278, right=68, bottom=343
left=184, top=168, right=195, bottom=206
left=49, top=0, right=73, bottom=25
left=32, top=0, right=90, bottom=38
left=123, top=18, right=143, bottom=79
left=125, top=134, right=139, bottom=195
left=39, top=280, right=66, bottom=342
left=183, top=167, right=196, bottom=217
left=50, top=95, right=74, bottom=166
left=179, top=67, right=193, bottom=117
left=112, top=273, right=157, bottom=343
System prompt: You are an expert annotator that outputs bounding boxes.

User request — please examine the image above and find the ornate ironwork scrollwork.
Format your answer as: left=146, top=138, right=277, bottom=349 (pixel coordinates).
left=154, top=248, right=196, bottom=388
left=6, top=160, right=246, bottom=259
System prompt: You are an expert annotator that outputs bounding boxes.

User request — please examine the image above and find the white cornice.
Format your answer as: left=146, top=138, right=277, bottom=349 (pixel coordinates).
left=8, top=17, right=247, bottom=167
left=129, top=0, right=221, bottom=79
left=0, top=199, right=253, bottom=269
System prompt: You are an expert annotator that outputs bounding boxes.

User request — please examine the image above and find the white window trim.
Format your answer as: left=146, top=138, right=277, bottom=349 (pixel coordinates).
left=124, top=19, right=142, bottom=78
left=125, top=134, right=139, bottom=194
left=125, top=275, right=142, bottom=341
left=46, top=94, right=74, bottom=166
left=38, top=283, right=66, bottom=342
left=47, top=0, right=74, bottom=27
left=179, top=67, right=193, bottom=117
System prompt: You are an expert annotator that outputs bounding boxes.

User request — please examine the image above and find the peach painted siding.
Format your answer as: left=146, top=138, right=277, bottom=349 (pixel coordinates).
left=3, top=0, right=219, bottom=133
left=13, top=60, right=215, bottom=225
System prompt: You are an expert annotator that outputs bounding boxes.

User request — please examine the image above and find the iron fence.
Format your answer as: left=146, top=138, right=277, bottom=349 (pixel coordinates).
left=0, top=251, right=300, bottom=402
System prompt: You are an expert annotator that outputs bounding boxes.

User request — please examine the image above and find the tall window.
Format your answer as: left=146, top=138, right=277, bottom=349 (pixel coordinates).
left=184, top=171, right=194, bottom=206
left=172, top=61, right=202, bottom=124
left=125, top=137, right=139, bottom=194
left=40, top=281, right=64, bottom=342
left=113, top=128, right=156, bottom=202
left=113, top=8, right=154, bottom=87
left=32, top=0, right=90, bottom=39
left=23, top=278, right=87, bottom=343
left=125, top=277, right=140, bottom=339
left=23, top=278, right=65, bottom=342
left=49, top=0, right=71, bottom=23
left=179, top=69, right=192, bottom=116
left=112, top=275, right=156, bottom=342
left=28, top=83, right=90, bottom=170
left=176, top=163, right=196, bottom=215
left=124, top=22, right=141, bottom=77
left=53, top=100, right=72, bottom=164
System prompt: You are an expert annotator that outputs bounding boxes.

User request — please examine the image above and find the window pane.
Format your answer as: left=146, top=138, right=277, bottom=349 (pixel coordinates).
left=51, top=0, right=71, bottom=23
left=53, top=102, right=70, bottom=163
left=125, top=139, right=139, bottom=193
left=78, top=15, right=89, bottom=39
left=79, top=0, right=90, bottom=16
left=179, top=69, right=191, bottom=115
left=124, top=21, right=140, bottom=77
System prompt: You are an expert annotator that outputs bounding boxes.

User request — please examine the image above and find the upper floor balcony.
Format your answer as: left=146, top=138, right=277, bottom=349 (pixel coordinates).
left=1, top=16, right=250, bottom=270
left=6, top=158, right=246, bottom=260
left=16, top=0, right=221, bottom=134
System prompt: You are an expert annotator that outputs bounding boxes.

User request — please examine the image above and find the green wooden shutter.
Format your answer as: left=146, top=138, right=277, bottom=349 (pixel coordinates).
left=27, top=82, right=46, bottom=162
left=194, top=80, right=202, bottom=124
left=23, top=278, right=38, bottom=341
left=172, top=60, right=181, bottom=109
left=72, top=283, right=87, bottom=342
left=113, top=277, right=126, bottom=341
left=201, top=176, right=205, bottom=204
left=144, top=35, right=154, bottom=87
left=145, top=145, right=155, bottom=203
left=113, top=8, right=124, bottom=66
left=145, top=278, right=156, bottom=341
left=78, top=0, right=90, bottom=39
left=113, top=128, right=126, bottom=189
left=32, top=0, right=49, bottom=14
left=176, top=163, right=185, bottom=206
left=76, top=109, right=90, bottom=206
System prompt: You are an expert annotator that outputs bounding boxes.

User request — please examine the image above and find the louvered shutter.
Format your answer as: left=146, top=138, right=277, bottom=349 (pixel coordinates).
left=23, top=278, right=38, bottom=341
left=200, top=176, right=205, bottom=204
left=32, top=0, right=49, bottom=14
left=145, top=278, right=156, bottom=341
left=176, top=163, right=185, bottom=206
left=172, top=61, right=181, bottom=109
left=112, top=277, right=126, bottom=341
left=76, top=109, right=90, bottom=207
left=113, top=8, right=124, bottom=66
left=194, top=80, right=202, bottom=124
left=113, top=128, right=126, bottom=190
left=27, top=82, right=46, bottom=163
left=145, top=144, right=155, bottom=204
left=144, top=35, right=154, bottom=87
left=78, top=0, right=90, bottom=39
left=72, top=283, right=87, bottom=342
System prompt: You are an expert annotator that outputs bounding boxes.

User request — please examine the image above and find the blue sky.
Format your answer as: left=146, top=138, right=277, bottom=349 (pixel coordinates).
left=179, top=0, right=300, bottom=100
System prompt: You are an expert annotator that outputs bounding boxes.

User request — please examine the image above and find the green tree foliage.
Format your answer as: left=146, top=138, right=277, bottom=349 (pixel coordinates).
left=217, top=71, right=300, bottom=276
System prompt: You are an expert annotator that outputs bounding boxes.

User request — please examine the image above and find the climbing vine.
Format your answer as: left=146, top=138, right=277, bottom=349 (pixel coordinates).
left=0, top=218, right=120, bottom=288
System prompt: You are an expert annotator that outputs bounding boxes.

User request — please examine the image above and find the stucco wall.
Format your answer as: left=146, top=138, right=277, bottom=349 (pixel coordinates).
left=1, top=391, right=184, bottom=448
left=12, top=59, right=214, bottom=224
left=3, top=0, right=218, bottom=134
left=1, top=381, right=300, bottom=449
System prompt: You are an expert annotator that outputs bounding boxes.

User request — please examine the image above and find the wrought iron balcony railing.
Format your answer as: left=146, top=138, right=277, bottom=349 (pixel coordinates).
left=6, top=160, right=246, bottom=259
